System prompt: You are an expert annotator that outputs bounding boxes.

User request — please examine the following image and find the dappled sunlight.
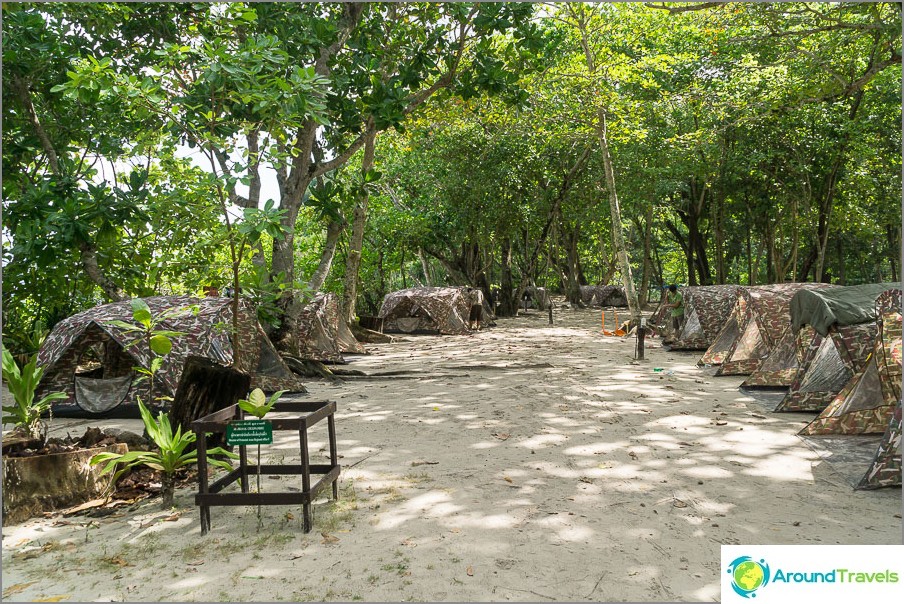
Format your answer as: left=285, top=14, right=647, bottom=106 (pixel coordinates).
left=7, top=307, right=900, bottom=603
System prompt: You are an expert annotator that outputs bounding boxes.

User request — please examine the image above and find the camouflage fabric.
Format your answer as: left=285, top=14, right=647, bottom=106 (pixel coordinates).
left=699, top=293, right=748, bottom=365
left=801, top=289, right=902, bottom=436
left=525, top=286, right=551, bottom=311
left=36, top=296, right=306, bottom=417
left=776, top=321, right=879, bottom=412
left=741, top=326, right=811, bottom=388
left=277, top=292, right=365, bottom=363
left=580, top=285, right=628, bottom=307
left=648, top=297, right=671, bottom=331
left=670, top=285, right=740, bottom=350
left=715, top=283, right=836, bottom=376
left=856, top=398, right=902, bottom=489
left=379, top=287, right=487, bottom=335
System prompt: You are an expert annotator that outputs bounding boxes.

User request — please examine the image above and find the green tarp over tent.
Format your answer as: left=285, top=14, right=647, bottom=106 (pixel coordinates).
left=790, top=283, right=900, bottom=336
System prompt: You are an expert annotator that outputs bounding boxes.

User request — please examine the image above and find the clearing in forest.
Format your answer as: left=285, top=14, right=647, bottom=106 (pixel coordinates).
left=2, top=307, right=900, bottom=602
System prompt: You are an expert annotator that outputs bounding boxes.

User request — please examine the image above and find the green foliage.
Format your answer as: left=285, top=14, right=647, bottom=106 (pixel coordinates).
left=1, top=345, right=67, bottom=441
left=89, top=398, right=237, bottom=484
left=237, top=388, right=285, bottom=419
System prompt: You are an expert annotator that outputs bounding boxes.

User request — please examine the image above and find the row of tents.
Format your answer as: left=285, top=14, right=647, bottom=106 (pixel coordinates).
left=649, top=282, right=901, bottom=490
left=32, top=286, right=492, bottom=419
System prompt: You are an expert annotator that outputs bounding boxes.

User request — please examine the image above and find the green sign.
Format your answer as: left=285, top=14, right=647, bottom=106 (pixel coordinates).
left=226, top=419, right=273, bottom=446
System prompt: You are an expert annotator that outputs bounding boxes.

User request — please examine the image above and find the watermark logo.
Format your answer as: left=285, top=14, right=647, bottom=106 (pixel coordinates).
left=727, top=556, right=771, bottom=598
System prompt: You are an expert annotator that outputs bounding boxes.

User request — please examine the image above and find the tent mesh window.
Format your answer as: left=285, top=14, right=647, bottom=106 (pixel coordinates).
left=679, top=308, right=703, bottom=341
left=728, top=319, right=767, bottom=363
left=798, top=337, right=852, bottom=394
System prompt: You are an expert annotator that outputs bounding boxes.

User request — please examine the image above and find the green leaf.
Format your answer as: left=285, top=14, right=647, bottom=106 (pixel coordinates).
left=149, top=334, right=172, bottom=356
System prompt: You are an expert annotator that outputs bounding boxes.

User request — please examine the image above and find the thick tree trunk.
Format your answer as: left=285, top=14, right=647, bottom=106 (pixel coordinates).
left=342, top=125, right=377, bottom=324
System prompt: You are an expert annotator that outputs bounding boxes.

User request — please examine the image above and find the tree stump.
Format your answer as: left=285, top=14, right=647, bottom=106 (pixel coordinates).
left=170, top=356, right=251, bottom=449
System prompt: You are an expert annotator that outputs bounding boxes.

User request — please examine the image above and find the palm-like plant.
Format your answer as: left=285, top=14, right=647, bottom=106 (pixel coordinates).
left=91, top=399, right=237, bottom=508
left=2, top=345, right=67, bottom=442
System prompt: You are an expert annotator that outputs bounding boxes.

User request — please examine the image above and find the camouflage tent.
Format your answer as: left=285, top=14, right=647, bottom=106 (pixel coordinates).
left=856, top=398, right=902, bottom=489
left=522, top=286, right=550, bottom=311
left=669, top=285, right=740, bottom=350
left=282, top=292, right=365, bottom=363
left=741, top=326, right=811, bottom=388
left=378, top=286, right=487, bottom=335
left=713, top=283, right=836, bottom=376
left=579, top=285, right=628, bottom=307
left=648, top=294, right=672, bottom=332
left=801, top=289, right=902, bottom=435
left=36, top=296, right=306, bottom=417
left=776, top=284, right=899, bottom=412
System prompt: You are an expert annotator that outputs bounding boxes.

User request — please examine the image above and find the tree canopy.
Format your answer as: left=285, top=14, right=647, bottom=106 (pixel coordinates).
left=3, top=1, right=900, bottom=351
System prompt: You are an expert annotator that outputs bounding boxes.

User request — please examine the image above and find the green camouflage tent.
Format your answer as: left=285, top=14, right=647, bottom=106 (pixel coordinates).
left=580, top=285, right=628, bottom=308
left=740, top=325, right=811, bottom=388
left=379, top=286, right=487, bottom=335
left=775, top=284, right=898, bottom=412
left=801, top=289, right=901, bottom=435
left=856, top=398, right=902, bottom=489
left=275, top=292, right=365, bottom=363
left=668, top=285, right=739, bottom=351
left=713, top=283, right=836, bottom=376
left=35, top=296, right=306, bottom=418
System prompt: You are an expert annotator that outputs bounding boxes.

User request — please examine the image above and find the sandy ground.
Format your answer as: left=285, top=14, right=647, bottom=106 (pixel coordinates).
left=2, top=306, right=902, bottom=602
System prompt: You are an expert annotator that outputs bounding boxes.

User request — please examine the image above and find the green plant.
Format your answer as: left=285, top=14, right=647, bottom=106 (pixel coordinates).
left=237, top=387, right=286, bottom=419
left=1, top=345, right=67, bottom=441
left=237, top=387, right=285, bottom=526
left=107, top=299, right=195, bottom=405
left=91, top=399, right=236, bottom=507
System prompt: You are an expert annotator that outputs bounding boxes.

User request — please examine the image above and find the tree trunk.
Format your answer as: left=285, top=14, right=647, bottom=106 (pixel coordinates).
left=417, top=248, right=432, bottom=286
left=307, top=219, right=344, bottom=292
left=79, top=242, right=126, bottom=302
left=572, top=7, right=641, bottom=324
left=497, top=237, right=518, bottom=317
left=597, top=109, right=640, bottom=325
left=341, top=124, right=377, bottom=324
left=639, top=204, right=653, bottom=306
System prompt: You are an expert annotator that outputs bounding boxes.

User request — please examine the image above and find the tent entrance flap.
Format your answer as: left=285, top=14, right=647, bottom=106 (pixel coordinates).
left=74, top=374, right=133, bottom=414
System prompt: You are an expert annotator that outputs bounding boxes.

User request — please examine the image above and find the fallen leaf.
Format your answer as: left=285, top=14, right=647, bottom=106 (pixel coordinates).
left=411, top=460, right=439, bottom=466
left=579, top=476, right=594, bottom=484
left=187, top=560, right=205, bottom=566
left=628, top=451, right=638, bottom=459
left=492, top=433, right=510, bottom=441
left=162, top=513, right=181, bottom=522
left=321, top=532, right=340, bottom=544
left=104, top=555, right=133, bottom=568
left=450, top=528, right=461, bottom=533
left=673, top=500, right=689, bottom=508
left=33, top=596, right=70, bottom=602
left=13, top=538, right=31, bottom=547
left=3, top=582, right=38, bottom=598
left=715, top=421, right=728, bottom=426
left=466, top=565, right=474, bottom=576
left=284, top=512, right=295, bottom=521
left=503, top=476, right=513, bottom=483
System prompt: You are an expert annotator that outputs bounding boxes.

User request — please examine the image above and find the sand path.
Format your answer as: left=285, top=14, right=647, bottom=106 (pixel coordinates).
left=2, top=306, right=901, bottom=602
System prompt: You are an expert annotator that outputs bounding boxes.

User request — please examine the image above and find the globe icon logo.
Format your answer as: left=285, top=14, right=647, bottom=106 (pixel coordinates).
left=727, top=556, right=770, bottom=598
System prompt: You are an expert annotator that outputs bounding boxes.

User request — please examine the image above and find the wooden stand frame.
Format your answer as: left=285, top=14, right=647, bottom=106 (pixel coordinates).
left=191, top=400, right=340, bottom=534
